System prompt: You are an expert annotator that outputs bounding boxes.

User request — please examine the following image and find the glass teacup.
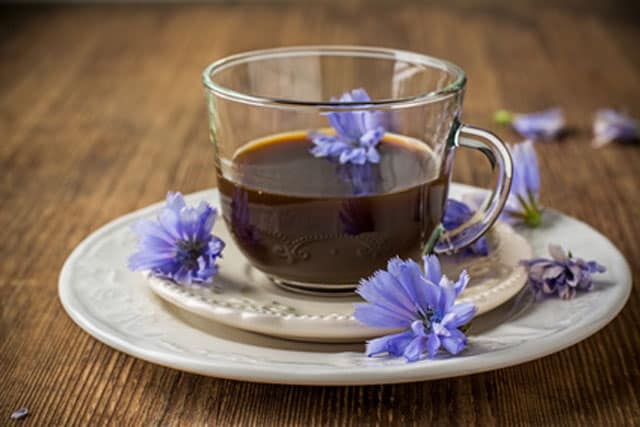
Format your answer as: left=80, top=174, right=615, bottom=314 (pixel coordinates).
left=203, top=46, right=512, bottom=294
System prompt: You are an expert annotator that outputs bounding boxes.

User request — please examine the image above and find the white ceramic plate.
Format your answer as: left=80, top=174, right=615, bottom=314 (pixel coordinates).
left=143, top=189, right=531, bottom=342
left=58, top=184, right=631, bottom=385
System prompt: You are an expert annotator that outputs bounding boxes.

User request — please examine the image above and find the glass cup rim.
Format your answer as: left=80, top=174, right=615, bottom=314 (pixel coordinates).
left=202, top=45, right=467, bottom=110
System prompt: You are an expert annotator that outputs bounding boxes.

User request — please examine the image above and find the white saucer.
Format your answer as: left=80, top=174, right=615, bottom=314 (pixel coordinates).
left=143, top=189, right=532, bottom=342
left=58, top=184, right=631, bottom=385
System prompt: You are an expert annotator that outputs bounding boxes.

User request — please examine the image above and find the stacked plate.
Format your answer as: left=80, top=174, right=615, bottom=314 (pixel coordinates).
left=59, top=184, right=631, bottom=385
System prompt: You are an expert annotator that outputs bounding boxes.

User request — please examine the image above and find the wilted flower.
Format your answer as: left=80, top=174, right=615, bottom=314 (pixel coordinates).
left=128, top=192, right=225, bottom=285
left=309, top=88, right=386, bottom=165
left=354, top=256, right=476, bottom=362
left=495, top=108, right=565, bottom=140
left=442, top=199, right=489, bottom=256
left=521, top=244, right=606, bottom=300
left=592, top=109, right=639, bottom=148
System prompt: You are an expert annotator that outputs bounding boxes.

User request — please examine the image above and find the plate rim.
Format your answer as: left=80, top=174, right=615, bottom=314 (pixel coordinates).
left=58, top=184, right=633, bottom=385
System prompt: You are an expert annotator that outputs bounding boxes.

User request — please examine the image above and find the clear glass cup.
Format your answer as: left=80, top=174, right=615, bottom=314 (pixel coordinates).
left=202, top=46, right=512, bottom=294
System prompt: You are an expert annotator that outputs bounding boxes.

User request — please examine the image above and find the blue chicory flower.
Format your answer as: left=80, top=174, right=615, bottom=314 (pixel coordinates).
left=309, top=88, right=386, bottom=165
left=495, top=108, right=565, bottom=140
left=354, top=256, right=477, bottom=362
left=505, top=140, right=543, bottom=226
left=592, top=109, right=639, bottom=148
left=128, top=192, right=225, bottom=286
left=520, top=244, right=606, bottom=300
left=464, top=140, right=543, bottom=227
left=442, top=199, right=489, bottom=257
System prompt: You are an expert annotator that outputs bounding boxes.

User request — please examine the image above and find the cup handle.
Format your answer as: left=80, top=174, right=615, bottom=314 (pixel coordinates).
left=428, top=123, right=513, bottom=255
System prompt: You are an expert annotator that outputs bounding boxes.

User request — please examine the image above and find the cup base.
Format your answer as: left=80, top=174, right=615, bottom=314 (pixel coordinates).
left=268, top=276, right=358, bottom=297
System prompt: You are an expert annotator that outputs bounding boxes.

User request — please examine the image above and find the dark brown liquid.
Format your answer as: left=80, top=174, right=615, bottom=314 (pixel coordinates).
left=217, top=131, right=447, bottom=286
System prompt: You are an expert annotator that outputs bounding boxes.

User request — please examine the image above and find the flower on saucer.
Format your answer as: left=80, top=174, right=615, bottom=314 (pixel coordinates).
left=442, top=199, right=489, bottom=257
left=495, top=108, right=565, bottom=140
left=520, top=244, right=606, bottom=300
left=464, top=140, right=543, bottom=227
left=505, top=140, right=543, bottom=226
left=354, top=256, right=477, bottom=362
left=592, top=109, right=639, bottom=148
left=309, top=88, right=386, bottom=165
left=128, top=192, right=225, bottom=286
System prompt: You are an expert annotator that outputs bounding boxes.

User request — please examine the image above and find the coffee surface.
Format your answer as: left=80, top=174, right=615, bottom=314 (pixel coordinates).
left=217, top=131, right=446, bottom=285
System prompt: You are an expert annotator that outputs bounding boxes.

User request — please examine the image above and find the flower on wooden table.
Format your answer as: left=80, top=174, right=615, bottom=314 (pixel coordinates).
left=309, top=88, right=386, bottom=165
left=354, top=256, right=477, bottom=362
left=520, top=244, right=606, bottom=300
left=128, top=192, right=225, bottom=286
left=495, top=108, right=565, bottom=140
left=11, top=407, right=29, bottom=420
left=592, top=109, right=639, bottom=148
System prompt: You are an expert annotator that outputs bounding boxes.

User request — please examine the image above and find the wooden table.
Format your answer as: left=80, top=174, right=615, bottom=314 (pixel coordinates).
left=2, top=1, right=639, bottom=425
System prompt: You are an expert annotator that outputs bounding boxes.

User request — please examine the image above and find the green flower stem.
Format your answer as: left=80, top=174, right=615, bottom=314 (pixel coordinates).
left=516, top=194, right=543, bottom=227
left=494, top=109, right=514, bottom=126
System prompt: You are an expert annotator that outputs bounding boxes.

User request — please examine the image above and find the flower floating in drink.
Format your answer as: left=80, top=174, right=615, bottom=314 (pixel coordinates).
left=309, top=88, right=385, bottom=165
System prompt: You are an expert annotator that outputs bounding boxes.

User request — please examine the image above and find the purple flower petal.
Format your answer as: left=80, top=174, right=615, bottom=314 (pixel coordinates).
left=386, top=257, right=426, bottom=309
left=349, top=88, right=372, bottom=103
left=410, top=319, right=428, bottom=336
left=354, top=256, right=476, bottom=362
left=353, top=302, right=413, bottom=328
left=453, top=270, right=470, bottom=298
left=128, top=192, right=225, bottom=286
left=356, top=270, right=417, bottom=318
left=366, top=147, right=380, bottom=163
left=309, top=89, right=386, bottom=165
left=426, top=333, right=441, bottom=359
left=511, top=108, right=565, bottom=140
left=593, top=109, right=639, bottom=148
left=445, top=302, right=477, bottom=328
left=404, top=336, right=428, bottom=362
left=11, top=407, right=29, bottom=420
left=366, top=330, right=415, bottom=357
left=548, top=243, right=567, bottom=262
left=521, top=244, right=605, bottom=299
left=360, top=127, right=385, bottom=148
left=488, top=141, right=544, bottom=227
left=442, top=200, right=490, bottom=256
left=422, top=255, right=443, bottom=285
left=440, top=328, right=468, bottom=355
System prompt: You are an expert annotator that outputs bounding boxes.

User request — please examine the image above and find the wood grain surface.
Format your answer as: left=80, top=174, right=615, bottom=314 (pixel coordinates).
left=1, top=1, right=639, bottom=425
